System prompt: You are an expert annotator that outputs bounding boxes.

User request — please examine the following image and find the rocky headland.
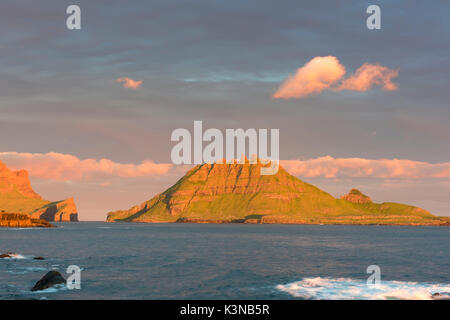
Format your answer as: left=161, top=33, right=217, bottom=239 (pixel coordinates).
left=0, top=160, right=78, bottom=224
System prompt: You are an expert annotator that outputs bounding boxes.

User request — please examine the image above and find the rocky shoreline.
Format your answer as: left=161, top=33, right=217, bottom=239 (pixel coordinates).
left=119, top=216, right=450, bottom=226
left=0, top=212, right=55, bottom=228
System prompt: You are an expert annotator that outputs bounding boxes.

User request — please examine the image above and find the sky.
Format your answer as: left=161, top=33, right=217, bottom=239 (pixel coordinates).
left=0, top=0, right=449, bottom=220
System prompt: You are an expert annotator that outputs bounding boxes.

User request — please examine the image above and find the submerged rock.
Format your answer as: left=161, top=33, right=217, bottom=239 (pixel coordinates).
left=33, top=256, right=45, bottom=260
left=31, top=271, right=66, bottom=292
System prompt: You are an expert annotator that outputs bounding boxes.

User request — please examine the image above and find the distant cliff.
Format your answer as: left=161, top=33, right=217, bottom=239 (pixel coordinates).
left=31, top=198, right=78, bottom=222
left=107, top=162, right=447, bottom=226
left=0, top=161, right=42, bottom=199
left=0, top=160, right=78, bottom=222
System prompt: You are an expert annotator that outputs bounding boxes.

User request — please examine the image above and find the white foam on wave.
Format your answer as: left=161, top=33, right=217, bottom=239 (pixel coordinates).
left=30, top=284, right=68, bottom=294
left=276, top=277, right=450, bottom=300
left=0, top=227, right=50, bottom=231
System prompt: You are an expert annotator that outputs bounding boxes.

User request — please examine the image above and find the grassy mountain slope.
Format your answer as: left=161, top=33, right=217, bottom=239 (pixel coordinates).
left=107, top=162, right=445, bottom=225
left=0, top=185, right=50, bottom=214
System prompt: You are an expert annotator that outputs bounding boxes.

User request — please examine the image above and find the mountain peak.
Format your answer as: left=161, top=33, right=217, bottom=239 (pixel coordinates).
left=341, top=189, right=372, bottom=204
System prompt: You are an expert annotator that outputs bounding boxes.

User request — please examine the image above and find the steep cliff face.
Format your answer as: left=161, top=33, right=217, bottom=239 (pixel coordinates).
left=107, top=162, right=445, bottom=225
left=0, top=160, right=78, bottom=222
left=31, top=198, right=78, bottom=222
left=0, top=212, right=54, bottom=228
left=0, top=161, right=41, bottom=199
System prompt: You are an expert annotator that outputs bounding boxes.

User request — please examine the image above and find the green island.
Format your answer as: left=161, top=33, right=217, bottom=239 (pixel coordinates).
left=107, top=162, right=449, bottom=226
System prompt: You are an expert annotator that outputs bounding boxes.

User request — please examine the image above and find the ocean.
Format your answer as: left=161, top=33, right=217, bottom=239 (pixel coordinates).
left=0, top=222, right=449, bottom=300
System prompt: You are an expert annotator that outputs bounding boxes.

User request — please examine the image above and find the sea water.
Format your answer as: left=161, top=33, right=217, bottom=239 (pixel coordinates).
left=0, top=222, right=449, bottom=300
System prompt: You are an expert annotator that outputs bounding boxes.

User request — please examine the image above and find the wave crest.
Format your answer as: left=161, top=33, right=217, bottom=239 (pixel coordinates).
left=276, top=277, right=450, bottom=300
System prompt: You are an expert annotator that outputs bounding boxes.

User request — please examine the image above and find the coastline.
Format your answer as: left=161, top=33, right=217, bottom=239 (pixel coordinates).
left=0, top=213, right=55, bottom=228
left=107, top=216, right=450, bottom=226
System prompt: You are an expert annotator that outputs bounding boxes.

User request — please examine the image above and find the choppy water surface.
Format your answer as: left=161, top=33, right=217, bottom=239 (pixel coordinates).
left=0, top=222, right=449, bottom=299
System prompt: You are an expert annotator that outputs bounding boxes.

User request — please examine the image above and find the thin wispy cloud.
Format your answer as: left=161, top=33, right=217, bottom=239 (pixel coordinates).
left=116, top=77, right=143, bottom=90
left=273, top=56, right=399, bottom=99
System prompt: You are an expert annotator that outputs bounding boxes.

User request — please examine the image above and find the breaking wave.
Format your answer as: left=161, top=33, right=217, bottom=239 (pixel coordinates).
left=276, top=277, right=450, bottom=300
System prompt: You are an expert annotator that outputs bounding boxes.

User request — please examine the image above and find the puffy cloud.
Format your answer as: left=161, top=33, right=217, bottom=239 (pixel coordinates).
left=0, top=152, right=172, bottom=181
left=272, top=56, right=346, bottom=99
left=281, top=156, right=450, bottom=179
left=338, top=63, right=399, bottom=92
left=273, top=56, right=399, bottom=99
left=116, top=77, right=143, bottom=89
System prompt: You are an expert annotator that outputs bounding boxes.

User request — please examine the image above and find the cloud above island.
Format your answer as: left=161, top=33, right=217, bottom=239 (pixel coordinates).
left=0, top=152, right=171, bottom=181
left=272, top=56, right=346, bottom=99
left=338, top=63, right=399, bottom=92
left=116, top=77, right=143, bottom=90
left=1, top=152, right=450, bottom=182
left=281, top=156, right=450, bottom=179
left=273, top=56, right=399, bottom=99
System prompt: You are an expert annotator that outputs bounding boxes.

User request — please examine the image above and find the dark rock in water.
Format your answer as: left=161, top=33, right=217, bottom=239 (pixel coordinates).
left=31, top=271, right=66, bottom=292
left=0, top=252, right=15, bottom=259
left=33, top=256, right=45, bottom=260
